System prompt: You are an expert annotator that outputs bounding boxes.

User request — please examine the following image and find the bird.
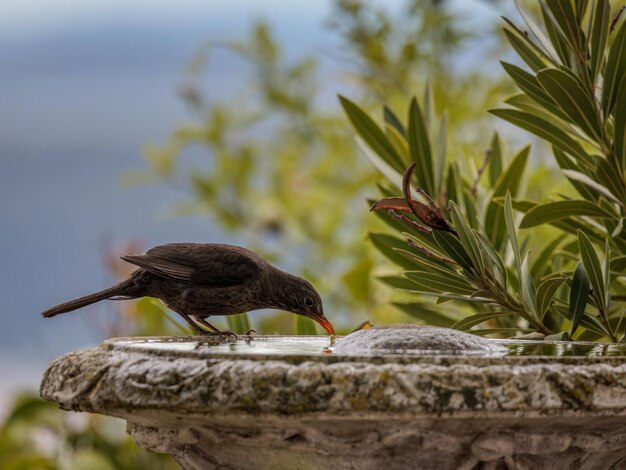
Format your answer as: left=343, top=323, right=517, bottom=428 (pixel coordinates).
left=42, top=243, right=335, bottom=336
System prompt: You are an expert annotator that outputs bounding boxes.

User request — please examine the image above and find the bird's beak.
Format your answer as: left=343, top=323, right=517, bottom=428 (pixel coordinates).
left=312, top=313, right=335, bottom=335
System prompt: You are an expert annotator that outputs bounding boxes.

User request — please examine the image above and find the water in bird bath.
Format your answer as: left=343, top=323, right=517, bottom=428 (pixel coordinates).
left=106, top=332, right=626, bottom=357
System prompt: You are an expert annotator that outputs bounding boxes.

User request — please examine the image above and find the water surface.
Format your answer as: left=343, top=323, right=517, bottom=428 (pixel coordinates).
left=113, top=336, right=626, bottom=358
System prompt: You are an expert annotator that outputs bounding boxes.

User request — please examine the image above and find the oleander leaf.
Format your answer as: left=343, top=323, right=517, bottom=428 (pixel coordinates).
left=404, top=270, right=475, bottom=295
left=452, top=311, right=516, bottom=331
left=602, top=18, right=626, bottom=116
left=544, top=0, right=583, bottom=51
left=407, top=97, right=434, bottom=195
left=503, top=20, right=552, bottom=72
left=488, top=132, right=503, bottom=186
left=536, top=68, right=603, bottom=141
left=615, top=78, right=626, bottom=171
left=489, top=108, right=591, bottom=164
left=485, top=145, right=529, bottom=250
left=392, top=302, right=456, bottom=327
left=569, top=261, right=591, bottom=336
left=369, top=233, right=416, bottom=269
left=501, top=62, right=566, bottom=119
left=340, top=95, right=404, bottom=171
left=520, top=200, right=615, bottom=228
left=383, top=104, right=406, bottom=137
left=578, top=230, right=606, bottom=312
left=537, top=276, right=567, bottom=318
left=589, top=0, right=610, bottom=80
left=432, top=230, right=474, bottom=273
left=449, top=202, right=484, bottom=275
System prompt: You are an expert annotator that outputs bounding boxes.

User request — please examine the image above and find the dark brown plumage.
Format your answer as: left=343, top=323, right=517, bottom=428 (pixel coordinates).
left=42, top=243, right=335, bottom=335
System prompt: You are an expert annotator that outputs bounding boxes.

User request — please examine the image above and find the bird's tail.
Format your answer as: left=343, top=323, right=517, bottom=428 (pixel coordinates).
left=42, top=280, right=134, bottom=318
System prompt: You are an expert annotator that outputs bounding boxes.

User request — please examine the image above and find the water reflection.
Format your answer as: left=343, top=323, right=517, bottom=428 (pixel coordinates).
left=504, top=342, right=625, bottom=357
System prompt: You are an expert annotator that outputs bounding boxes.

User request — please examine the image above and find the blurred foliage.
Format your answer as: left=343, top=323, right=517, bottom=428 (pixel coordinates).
left=0, top=394, right=176, bottom=469
left=132, top=0, right=511, bottom=335
left=343, top=1, right=626, bottom=342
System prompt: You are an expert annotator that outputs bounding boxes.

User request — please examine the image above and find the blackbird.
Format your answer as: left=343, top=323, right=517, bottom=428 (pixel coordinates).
left=42, top=243, right=335, bottom=336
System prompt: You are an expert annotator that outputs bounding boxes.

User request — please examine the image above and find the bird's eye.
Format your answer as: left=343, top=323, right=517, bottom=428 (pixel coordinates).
left=303, top=297, right=315, bottom=308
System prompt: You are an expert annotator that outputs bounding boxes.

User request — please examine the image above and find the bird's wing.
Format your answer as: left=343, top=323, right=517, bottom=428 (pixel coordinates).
left=121, top=243, right=260, bottom=286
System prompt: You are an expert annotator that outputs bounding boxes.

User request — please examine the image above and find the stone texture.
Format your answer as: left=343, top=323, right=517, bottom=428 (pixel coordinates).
left=333, top=325, right=507, bottom=355
left=40, top=334, right=626, bottom=469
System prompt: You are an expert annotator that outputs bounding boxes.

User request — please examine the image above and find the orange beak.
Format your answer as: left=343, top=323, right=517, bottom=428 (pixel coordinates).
left=312, top=314, right=335, bottom=335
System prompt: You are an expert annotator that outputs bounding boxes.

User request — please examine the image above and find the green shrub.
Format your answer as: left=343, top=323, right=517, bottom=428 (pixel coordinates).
left=341, top=1, right=626, bottom=341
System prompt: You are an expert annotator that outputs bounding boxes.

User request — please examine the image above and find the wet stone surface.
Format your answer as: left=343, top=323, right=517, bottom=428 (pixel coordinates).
left=333, top=325, right=507, bottom=355
left=40, top=327, right=626, bottom=469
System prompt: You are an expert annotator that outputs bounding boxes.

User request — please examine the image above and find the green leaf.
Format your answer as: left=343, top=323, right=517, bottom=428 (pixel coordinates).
left=358, top=138, right=403, bottom=191
left=399, top=291, right=495, bottom=304
left=432, top=230, right=474, bottom=273
left=537, top=276, right=567, bottom=318
left=385, top=124, right=409, bottom=162
left=505, top=94, right=573, bottom=134
left=504, top=192, right=522, bottom=274
left=475, top=231, right=508, bottom=288
left=520, top=252, right=539, bottom=320
left=596, top=155, right=626, bottom=203
left=501, top=62, right=566, bottom=119
left=561, top=168, right=623, bottom=203
left=541, top=4, right=572, bottom=66
left=383, top=104, right=406, bottom=137
left=530, top=235, right=566, bottom=279
left=488, top=132, right=503, bottom=186
left=544, top=0, right=583, bottom=50
left=516, top=1, right=560, bottom=60
left=378, top=275, right=417, bottom=290
left=452, top=311, right=515, bottom=331
left=369, top=233, right=416, bottom=269
left=339, top=95, right=404, bottom=171
left=392, top=302, right=456, bottom=327
left=602, top=17, right=626, bottom=116
left=446, top=162, right=460, bottom=204
left=485, top=145, right=529, bottom=250
left=449, top=202, right=484, bottom=275
left=489, top=108, right=591, bottom=164
left=615, top=78, right=626, bottom=171
left=407, top=97, right=434, bottom=195
left=610, top=255, right=626, bottom=272
left=589, top=0, right=610, bottom=80
left=394, top=246, right=457, bottom=274
left=503, top=22, right=551, bottom=72
left=553, top=147, right=598, bottom=200
left=404, top=270, right=475, bottom=295
left=520, top=200, right=615, bottom=228
left=569, top=261, right=591, bottom=336
left=578, top=230, right=607, bottom=312
left=536, top=68, right=603, bottom=141
left=435, top=112, right=448, bottom=196
left=604, top=237, right=611, bottom=307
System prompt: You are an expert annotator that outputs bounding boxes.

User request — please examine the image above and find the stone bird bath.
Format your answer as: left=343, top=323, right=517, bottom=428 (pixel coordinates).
left=40, top=326, right=626, bottom=469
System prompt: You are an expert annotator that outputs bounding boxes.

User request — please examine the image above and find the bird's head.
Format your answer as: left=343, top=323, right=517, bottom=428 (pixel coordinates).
left=269, top=272, right=335, bottom=335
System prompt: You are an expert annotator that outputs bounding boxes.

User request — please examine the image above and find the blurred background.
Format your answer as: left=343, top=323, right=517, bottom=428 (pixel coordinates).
left=1, top=0, right=524, bottom=467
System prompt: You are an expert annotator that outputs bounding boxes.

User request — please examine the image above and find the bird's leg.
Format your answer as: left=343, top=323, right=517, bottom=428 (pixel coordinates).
left=193, top=316, right=238, bottom=339
left=177, top=312, right=214, bottom=336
